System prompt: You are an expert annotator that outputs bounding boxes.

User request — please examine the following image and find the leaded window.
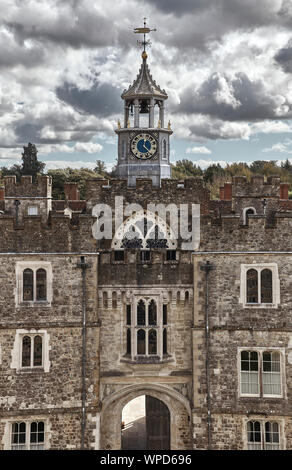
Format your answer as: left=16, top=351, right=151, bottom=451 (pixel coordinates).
left=247, top=420, right=280, bottom=450
left=125, top=298, right=170, bottom=360
left=23, top=269, right=33, bottom=301
left=11, top=421, right=45, bottom=450
left=246, top=269, right=258, bottom=303
left=246, top=268, right=273, bottom=304
left=36, top=269, right=47, bottom=301
left=22, top=268, right=48, bottom=302
left=21, top=335, right=43, bottom=369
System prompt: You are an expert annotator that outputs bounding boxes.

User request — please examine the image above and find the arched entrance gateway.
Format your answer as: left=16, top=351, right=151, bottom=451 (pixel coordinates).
left=100, top=385, right=191, bottom=450
left=121, top=395, right=170, bottom=450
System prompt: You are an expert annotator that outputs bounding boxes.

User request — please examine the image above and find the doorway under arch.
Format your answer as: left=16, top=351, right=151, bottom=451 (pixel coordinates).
left=121, top=395, right=170, bottom=450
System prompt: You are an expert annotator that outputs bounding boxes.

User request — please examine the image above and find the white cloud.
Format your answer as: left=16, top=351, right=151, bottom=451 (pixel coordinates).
left=43, top=160, right=97, bottom=170
left=186, top=146, right=212, bottom=155
left=262, top=141, right=292, bottom=154
left=74, top=142, right=103, bottom=154
left=0, top=0, right=291, bottom=166
left=43, top=160, right=114, bottom=171
left=185, top=159, right=228, bottom=169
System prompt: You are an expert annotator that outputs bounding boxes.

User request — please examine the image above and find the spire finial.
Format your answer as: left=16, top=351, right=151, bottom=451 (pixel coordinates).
left=134, top=18, right=156, bottom=59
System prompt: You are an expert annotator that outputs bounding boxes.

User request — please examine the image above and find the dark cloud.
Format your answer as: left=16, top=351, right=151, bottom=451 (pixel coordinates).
left=177, top=72, right=292, bottom=121
left=14, top=122, right=43, bottom=144
left=4, top=3, right=132, bottom=51
left=188, top=119, right=248, bottom=141
left=0, top=32, right=44, bottom=68
left=56, top=81, right=121, bottom=117
left=145, top=0, right=209, bottom=16
left=146, top=0, right=289, bottom=52
left=274, top=40, right=292, bottom=73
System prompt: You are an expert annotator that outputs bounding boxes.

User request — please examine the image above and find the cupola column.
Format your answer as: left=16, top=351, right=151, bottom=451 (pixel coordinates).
left=159, top=101, right=165, bottom=128
left=149, top=97, right=155, bottom=128
left=134, top=99, right=140, bottom=128
left=124, top=102, right=129, bottom=128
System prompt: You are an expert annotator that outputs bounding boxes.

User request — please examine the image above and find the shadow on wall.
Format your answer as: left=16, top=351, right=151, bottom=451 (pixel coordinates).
left=121, top=416, right=147, bottom=450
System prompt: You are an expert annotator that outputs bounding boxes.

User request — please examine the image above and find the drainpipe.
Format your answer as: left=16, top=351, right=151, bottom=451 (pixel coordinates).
left=14, top=199, right=20, bottom=226
left=200, top=260, right=214, bottom=450
left=76, top=255, right=91, bottom=449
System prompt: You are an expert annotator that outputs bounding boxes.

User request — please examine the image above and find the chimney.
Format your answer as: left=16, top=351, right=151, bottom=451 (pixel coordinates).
left=280, top=183, right=289, bottom=200
left=64, top=182, right=79, bottom=201
left=223, top=182, right=232, bottom=201
left=0, top=187, right=4, bottom=200
left=219, top=187, right=224, bottom=200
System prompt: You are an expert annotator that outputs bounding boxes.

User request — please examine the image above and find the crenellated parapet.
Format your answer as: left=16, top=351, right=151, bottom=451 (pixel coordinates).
left=85, top=177, right=210, bottom=214
left=4, top=175, right=52, bottom=198
left=0, top=174, right=292, bottom=253
left=0, top=212, right=97, bottom=253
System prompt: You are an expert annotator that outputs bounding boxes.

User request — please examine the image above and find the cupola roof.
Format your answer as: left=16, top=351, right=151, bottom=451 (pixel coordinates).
left=121, top=52, right=168, bottom=101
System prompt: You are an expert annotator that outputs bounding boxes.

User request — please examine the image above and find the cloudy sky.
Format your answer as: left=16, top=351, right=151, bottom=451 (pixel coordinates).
left=1, top=0, right=292, bottom=170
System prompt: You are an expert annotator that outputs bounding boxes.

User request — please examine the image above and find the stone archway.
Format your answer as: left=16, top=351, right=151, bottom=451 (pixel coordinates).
left=121, top=395, right=170, bottom=450
left=100, top=384, right=191, bottom=450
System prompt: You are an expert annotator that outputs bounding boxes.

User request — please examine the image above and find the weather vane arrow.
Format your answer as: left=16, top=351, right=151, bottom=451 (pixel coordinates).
left=134, top=18, right=156, bottom=52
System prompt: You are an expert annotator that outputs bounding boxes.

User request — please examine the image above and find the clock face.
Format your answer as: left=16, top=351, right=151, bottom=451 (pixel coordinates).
left=130, top=133, right=157, bottom=159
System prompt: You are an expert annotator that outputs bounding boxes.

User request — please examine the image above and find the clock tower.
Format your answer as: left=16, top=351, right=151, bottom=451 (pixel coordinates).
left=115, top=21, right=172, bottom=187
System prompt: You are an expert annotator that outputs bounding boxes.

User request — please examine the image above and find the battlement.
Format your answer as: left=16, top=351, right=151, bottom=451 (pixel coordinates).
left=229, top=175, right=289, bottom=199
left=4, top=175, right=52, bottom=198
left=85, top=177, right=209, bottom=212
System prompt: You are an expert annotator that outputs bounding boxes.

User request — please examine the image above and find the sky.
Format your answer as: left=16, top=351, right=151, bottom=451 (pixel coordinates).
left=1, top=0, right=292, bottom=171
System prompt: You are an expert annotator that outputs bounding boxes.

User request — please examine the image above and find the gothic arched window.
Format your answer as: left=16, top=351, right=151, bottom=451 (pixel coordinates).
left=246, top=268, right=273, bottom=304
left=247, top=420, right=280, bottom=450
left=261, top=269, right=272, bottom=303
left=148, top=329, right=157, bottom=355
left=23, top=269, right=33, bottom=301
left=21, top=266, right=49, bottom=303
left=21, top=335, right=43, bottom=368
left=137, top=329, right=146, bottom=355
left=125, top=297, right=170, bottom=360
left=22, top=336, right=31, bottom=368
left=36, top=269, right=46, bottom=301
left=33, top=335, right=43, bottom=367
left=246, top=269, right=258, bottom=303
left=148, top=300, right=157, bottom=325
left=112, top=210, right=177, bottom=251
left=137, top=300, right=146, bottom=325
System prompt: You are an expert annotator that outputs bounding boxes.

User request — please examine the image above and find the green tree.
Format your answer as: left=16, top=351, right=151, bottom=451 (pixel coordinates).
left=47, top=167, right=106, bottom=199
left=94, top=160, right=107, bottom=175
left=21, top=143, right=45, bottom=181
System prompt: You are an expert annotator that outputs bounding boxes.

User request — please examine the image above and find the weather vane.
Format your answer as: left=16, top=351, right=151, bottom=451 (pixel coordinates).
left=134, top=17, right=156, bottom=53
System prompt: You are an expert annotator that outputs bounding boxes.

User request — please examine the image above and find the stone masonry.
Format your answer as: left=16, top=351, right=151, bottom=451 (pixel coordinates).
left=0, top=173, right=291, bottom=450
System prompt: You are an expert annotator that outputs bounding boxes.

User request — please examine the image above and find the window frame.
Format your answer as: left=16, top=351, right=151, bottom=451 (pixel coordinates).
left=27, top=205, right=39, bottom=216
left=238, top=348, right=284, bottom=398
left=9, top=420, right=47, bottom=450
left=239, top=263, right=280, bottom=308
left=16, top=261, right=52, bottom=307
left=243, top=207, right=256, bottom=225
left=125, top=296, right=170, bottom=361
left=20, top=334, right=44, bottom=370
left=245, top=419, right=283, bottom=450
left=11, top=329, right=50, bottom=373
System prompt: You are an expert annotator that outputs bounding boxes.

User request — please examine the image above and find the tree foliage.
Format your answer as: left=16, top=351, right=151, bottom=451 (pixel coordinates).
left=21, top=143, right=46, bottom=181
left=1, top=146, right=292, bottom=200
